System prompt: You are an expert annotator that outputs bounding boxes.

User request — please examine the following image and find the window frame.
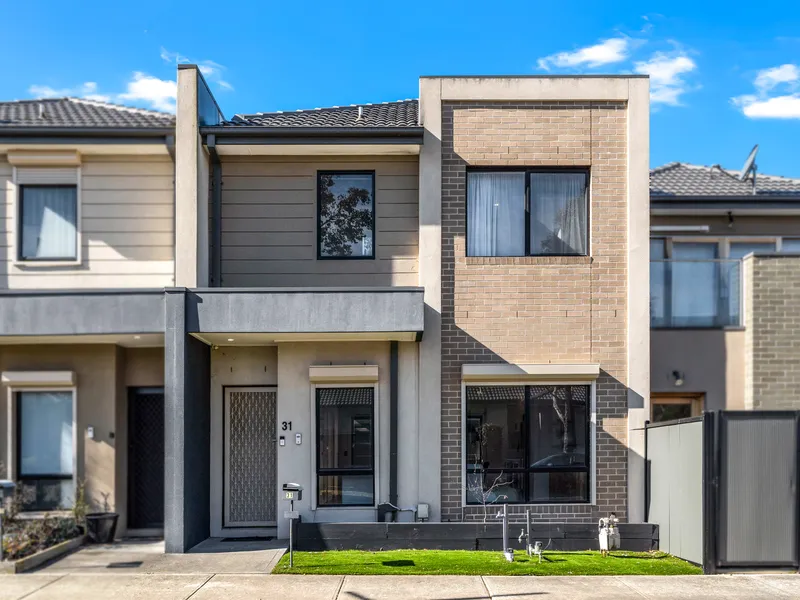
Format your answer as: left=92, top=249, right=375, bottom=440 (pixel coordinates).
left=465, top=167, right=590, bottom=258
left=314, top=385, right=376, bottom=508
left=462, top=381, right=595, bottom=507
left=316, top=170, right=376, bottom=261
left=16, top=183, right=80, bottom=264
left=650, top=393, right=704, bottom=423
left=13, top=387, right=77, bottom=511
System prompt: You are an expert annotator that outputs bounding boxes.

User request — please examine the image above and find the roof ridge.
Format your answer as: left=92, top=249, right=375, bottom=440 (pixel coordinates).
left=66, top=97, right=174, bottom=117
left=650, top=162, right=681, bottom=174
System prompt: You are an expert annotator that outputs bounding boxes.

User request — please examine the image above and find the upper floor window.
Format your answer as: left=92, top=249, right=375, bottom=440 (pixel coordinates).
left=317, top=171, right=375, bottom=259
left=19, top=185, right=78, bottom=261
left=467, top=170, right=588, bottom=257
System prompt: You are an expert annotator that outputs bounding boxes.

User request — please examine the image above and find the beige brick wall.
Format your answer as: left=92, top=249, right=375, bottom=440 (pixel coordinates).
left=744, top=254, right=800, bottom=409
left=441, top=101, right=629, bottom=522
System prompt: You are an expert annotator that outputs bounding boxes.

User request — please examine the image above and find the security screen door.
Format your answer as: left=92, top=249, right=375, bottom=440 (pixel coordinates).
left=223, top=387, right=277, bottom=527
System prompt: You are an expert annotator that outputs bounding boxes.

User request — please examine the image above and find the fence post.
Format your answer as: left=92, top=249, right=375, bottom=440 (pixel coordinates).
left=702, top=411, right=718, bottom=574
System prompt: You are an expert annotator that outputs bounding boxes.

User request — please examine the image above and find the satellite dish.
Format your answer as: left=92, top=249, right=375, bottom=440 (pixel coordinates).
left=738, top=144, right=759, bottom=195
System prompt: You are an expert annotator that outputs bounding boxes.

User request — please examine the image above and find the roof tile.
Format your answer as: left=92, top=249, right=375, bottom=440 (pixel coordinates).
left=228, top=99, right=418, bottom=128
left=0, top=97, right=175, bottom=129
left=650, top=162, right=800, bottom=198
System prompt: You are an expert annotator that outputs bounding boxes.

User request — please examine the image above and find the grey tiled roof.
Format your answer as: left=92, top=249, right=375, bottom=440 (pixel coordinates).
left=651, top=162, right=800, bottom=198
left=0, top=98, right=175, bottom=129
left=227, top=99, right=419, bottom=128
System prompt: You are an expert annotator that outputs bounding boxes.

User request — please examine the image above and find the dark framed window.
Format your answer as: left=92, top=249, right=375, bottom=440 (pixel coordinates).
left=18, top=185, right=78, bottom=261
left=465, top=385, right=591, bottom=505
left=316, top=387, right=375, bottom=506
left=466, top=170, right=588, bottom=257
left=16, top=391, right=74, bottom=510
left=317, top=171, right=375, bottom=259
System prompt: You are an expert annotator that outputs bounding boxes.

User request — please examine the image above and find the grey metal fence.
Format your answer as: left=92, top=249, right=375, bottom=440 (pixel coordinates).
left=717, top=411, right=798, bottom=569
left=646, top=411, right=800, bottom=573
left=645, top=417, right=704, bottom=565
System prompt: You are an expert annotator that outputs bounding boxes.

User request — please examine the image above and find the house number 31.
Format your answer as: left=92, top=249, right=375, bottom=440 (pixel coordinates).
left=282, top=421, right=292, bottom=431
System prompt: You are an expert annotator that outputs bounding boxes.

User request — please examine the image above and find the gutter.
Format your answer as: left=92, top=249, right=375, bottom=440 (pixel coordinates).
left=207, top=135, right=222, bottom=287
left=200, top=126, right=424, bottom=145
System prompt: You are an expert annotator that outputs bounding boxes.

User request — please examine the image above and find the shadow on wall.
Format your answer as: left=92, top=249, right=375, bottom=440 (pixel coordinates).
left=650, top=330, right=731, bottom=411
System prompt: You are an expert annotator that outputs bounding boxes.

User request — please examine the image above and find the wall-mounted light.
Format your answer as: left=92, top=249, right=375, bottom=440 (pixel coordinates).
left=728, top=211, right=735, bottom=229
left=672, top=370, right=685, bottom=387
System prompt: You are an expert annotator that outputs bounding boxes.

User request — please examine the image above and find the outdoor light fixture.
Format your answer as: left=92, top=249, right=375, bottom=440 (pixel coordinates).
left=227, top=338, right=235, bottom=342
left=672, top=370, right=685, bottom=387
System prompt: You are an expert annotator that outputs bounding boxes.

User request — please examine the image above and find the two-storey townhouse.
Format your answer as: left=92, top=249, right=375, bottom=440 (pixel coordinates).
left=164, top=71, right=650, bottom=552
left=0, top=70, right=651, bottom=554
left=0, top=98, right=175, bottom=536
left=649, top=162, right=800, bottom=417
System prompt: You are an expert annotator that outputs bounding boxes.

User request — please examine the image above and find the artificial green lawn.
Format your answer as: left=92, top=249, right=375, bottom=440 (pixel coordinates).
left=273, top=549, right=701, bottom=576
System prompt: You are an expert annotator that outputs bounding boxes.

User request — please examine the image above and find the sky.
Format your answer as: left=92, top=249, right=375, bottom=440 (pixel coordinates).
left=1, top=1, right=799, bottom=176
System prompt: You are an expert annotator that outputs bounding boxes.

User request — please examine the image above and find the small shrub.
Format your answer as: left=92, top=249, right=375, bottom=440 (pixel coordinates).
left=1, top=515, right=81, bottom=562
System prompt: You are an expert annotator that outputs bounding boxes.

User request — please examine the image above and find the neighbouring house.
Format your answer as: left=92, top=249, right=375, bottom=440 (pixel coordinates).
left=0, top=70, right=651, bottom=553
left=649, top=162, right=800, bottom=418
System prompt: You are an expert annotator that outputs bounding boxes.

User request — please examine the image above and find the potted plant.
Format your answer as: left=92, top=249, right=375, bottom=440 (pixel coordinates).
left=82, top=490, right=118, bottom=544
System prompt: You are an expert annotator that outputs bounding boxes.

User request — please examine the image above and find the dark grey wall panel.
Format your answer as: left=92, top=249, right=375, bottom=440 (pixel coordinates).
left=0, top=290, right=164, bottom=336
left=186, top=288, right=424, bottom=334
left=164, top=289, right=210, bottom=553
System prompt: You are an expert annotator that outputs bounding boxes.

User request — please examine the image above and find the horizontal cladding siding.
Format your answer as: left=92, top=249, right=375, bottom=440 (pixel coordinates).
left=0, top=155, right=175, bottom=289
left=220, top=156, right=419, bottom=287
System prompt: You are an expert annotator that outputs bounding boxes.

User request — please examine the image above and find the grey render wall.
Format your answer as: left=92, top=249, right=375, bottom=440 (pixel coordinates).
left=646, top=420, right=703, bottom=564
left=0, top=290, right=164, bottom=336
left=164, top=289, right=210, bottom=552
left=186, top=288, right=424, bottom=334
left=219, top=156, right=419, bottom=287
left=744, top=254, right=800, bottom=409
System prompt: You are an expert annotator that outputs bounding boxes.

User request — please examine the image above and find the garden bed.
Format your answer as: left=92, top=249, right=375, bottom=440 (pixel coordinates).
left=1, top=515, right=83, bottom=567
left=273, top=549, right=702, bottom=576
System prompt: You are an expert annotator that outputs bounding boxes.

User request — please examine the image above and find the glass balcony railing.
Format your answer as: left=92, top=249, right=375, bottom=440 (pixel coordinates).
left=650, top=259, right=742, bottom=328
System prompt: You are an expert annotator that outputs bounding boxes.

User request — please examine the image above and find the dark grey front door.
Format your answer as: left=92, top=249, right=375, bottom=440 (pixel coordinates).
left=128, top=388, right=165, bottom=530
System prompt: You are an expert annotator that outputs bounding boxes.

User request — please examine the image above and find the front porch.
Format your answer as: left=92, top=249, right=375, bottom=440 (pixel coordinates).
left=164, top=286, right=429, bottom=552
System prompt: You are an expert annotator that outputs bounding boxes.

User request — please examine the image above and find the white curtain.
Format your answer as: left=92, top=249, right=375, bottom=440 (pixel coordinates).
left=21, top=186, right=77, bottom=259
left=19, top=391, right=73, bottom=476
left=467, top=172, right=525, bottom=256
left=530, top=174, right=587, bottom=255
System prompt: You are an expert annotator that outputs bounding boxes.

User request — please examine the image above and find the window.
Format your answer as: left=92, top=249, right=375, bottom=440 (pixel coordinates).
left=782, top=238, right=800, bottom=252
left=317, top=172, right=375, bottom=259
left=316, top=387, right=374, bottom=506
left=19, top=185, right=78, bottom=261
left=467, top=170, right=588, bottom=257
left=465, top=385, right=590, bottom=505
left=728, top=241, right=776, bottom=259
left=17, top=391, right=74, bottom=510
left=650, top=394, right=703, bottom=423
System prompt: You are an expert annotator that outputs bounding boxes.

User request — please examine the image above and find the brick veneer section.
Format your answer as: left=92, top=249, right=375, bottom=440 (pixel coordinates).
left=744, top=254, right=800, bottom=409
left=441, top=101, right=629, bottom=522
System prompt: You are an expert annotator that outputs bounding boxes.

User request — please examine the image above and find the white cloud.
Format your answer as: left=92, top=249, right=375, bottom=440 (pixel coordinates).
left=29, top=81, right=111, bottom=103
left=754, top=64, right=800, bottom=93
left=118, top=72, right=177, bottom=112
left=634, top=52, right=697, bottom=105
left=733, top=94, right=800, bottom=119
left=733, top=63, right=800, bottom=119
left=160, top=47, right=233, bottom=91
left=537, top=37, right=632, bottom=70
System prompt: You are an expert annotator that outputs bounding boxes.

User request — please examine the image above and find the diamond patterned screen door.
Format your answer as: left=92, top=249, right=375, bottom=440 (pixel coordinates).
left=223, top=387, right=278, bottom=527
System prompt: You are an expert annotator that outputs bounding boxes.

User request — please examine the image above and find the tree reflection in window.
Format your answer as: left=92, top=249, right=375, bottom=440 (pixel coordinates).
left=318, top=172, right=374, bottom=258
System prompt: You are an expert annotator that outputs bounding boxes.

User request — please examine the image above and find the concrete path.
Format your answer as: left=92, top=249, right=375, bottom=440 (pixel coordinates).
left=1, top=573, right=797, bottom=599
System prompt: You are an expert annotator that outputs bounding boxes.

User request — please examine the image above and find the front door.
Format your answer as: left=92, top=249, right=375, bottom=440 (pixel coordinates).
left=128, top=388, right=165, bottom=530
left=223, top=387, right=277, bottom=527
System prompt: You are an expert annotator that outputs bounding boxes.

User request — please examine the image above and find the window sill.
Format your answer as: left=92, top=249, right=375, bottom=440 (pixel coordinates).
left=464, top=256, right=592, bottom=266
left=14, top=259, right=81, bottom=268
left=463, top=502, right=594, bottom=509
left=651, top=326, right=745, bottom=332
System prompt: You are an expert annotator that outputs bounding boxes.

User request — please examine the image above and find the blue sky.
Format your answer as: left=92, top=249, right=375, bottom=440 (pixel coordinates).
left=2, top=1, right=799, bottom=175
